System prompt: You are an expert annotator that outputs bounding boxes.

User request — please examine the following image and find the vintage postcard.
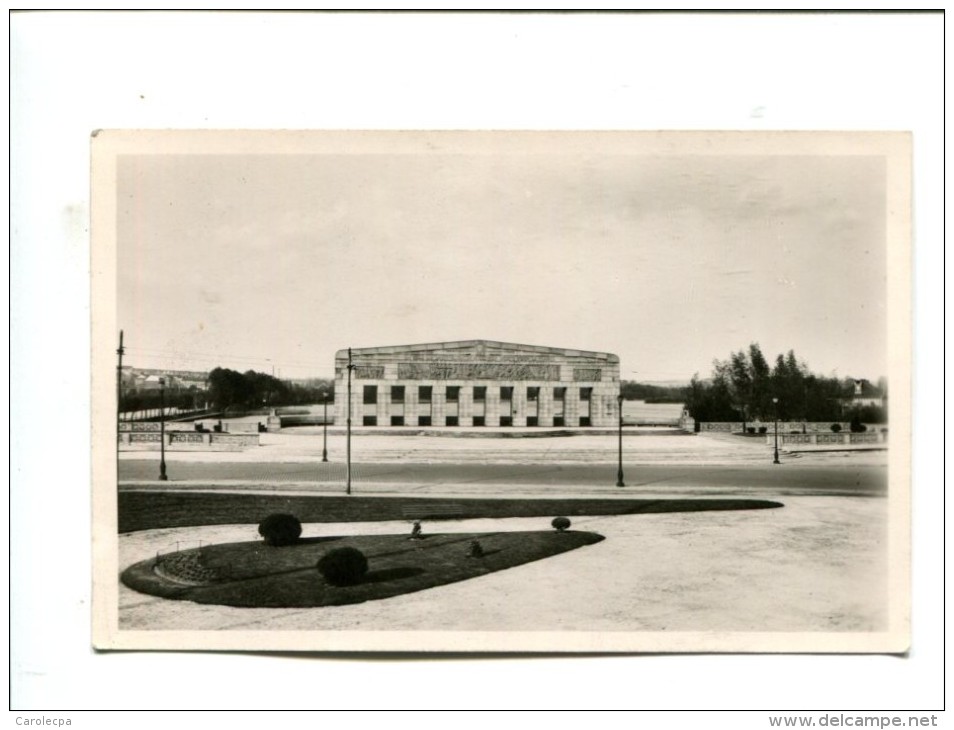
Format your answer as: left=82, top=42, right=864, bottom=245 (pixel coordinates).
left=91, top=130, right=911, bottom=653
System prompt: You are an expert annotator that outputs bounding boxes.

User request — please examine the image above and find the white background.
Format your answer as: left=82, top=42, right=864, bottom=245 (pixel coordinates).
left=8, top=10, right=945, bottom=721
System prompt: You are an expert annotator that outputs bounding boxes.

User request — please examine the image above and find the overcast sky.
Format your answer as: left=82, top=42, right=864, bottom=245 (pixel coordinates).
left=116, top=134, right=889, bottom=383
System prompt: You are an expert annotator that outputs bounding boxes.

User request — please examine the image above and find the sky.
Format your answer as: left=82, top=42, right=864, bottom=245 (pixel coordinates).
left=116, top=134, right=890, bottom=383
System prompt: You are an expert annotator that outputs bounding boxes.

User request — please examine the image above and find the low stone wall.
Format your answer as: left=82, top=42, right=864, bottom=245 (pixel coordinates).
left=698, top=421, right=884, bottom=435
left=118, top=431, right=259, bottom=452
left=223, top=421, right=265, bottom=434
left=698, top=422, right=742, bottom=433
left=768, top=431, right=887, bottom=447
left=119, top=421, right=194, bottom=433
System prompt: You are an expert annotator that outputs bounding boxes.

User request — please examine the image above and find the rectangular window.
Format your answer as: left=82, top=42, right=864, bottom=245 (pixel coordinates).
left=446, top=386, right=460, bottom=402
left=500, top=386, right=514, bottom=400
left=446, top=416, right=459, bottom=426
left=580, top=387, right=593, bottom=401
left=554, top=387, right=566, bottom=401
left=390, top=415, right=404, bottom=426
left=527, top=387, right=540, bottom=401
left=363, top=415, right=377, bottom=426
left=554, top=416, right=565, bottom=427
left=579, top=416, right=591, bottom=427
left=500, top=416, right=513, bottom=427
left=527, top=416, right=538, bottom=427
left=473, top=416, right=485, bottom=427
left=363, top=385, right=378, bottom=404
left=473, top=386, right=487, bottom=401
left=419, top=416, right=432, bottom=426
left=391, top=385, right=405, bottom=403
left=419, top=386, right=432, bottom=402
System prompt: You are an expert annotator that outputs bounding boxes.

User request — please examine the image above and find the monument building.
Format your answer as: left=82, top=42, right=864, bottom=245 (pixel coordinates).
left=332, top=340, right=620, bottom=428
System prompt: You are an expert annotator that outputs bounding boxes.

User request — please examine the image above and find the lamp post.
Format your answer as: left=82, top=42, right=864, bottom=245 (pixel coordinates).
left=616, top=393, right=625, bottom=487
left=772, top=396, right=781, bottom=465
left=321, top=390, right=329, bottom=463
left=346, top=348, right=354, bottom=495
left=158, top=377, right=168, bottom=481
left=116, top=330, right=124, bottom=425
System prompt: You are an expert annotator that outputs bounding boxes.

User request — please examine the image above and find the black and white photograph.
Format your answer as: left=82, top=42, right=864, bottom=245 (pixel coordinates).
left=92, top=129, right=910, bottom=653
left=12, top=10, right=942, bottom=717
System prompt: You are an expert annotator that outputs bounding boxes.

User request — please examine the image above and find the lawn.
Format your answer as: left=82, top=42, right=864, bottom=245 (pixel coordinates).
left=121, top=529, right=605, bottom=608
left=118, top=491, right=783, bottom=533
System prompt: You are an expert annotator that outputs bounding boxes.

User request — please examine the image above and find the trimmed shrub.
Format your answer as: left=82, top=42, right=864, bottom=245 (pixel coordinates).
left=258, top=513, right=302, bottom=547
left=831, top=423, right=842, bottom=433
left=758, top=426, right=768, bottom=434
left=551, top=516, right=571, bottom=532
left=746, top=427, right=755, bottom=435
left=317, top=547, right=369, bottom=586
left=849, top=416, right=867, bottom=433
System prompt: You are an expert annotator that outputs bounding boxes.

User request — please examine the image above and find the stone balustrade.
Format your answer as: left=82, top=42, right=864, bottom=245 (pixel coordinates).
left=118, top=431, right=259, bottom=451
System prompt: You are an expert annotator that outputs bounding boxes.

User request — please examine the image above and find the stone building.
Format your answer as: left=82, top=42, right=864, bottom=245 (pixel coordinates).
left=332, top=340, right=620, bottom=428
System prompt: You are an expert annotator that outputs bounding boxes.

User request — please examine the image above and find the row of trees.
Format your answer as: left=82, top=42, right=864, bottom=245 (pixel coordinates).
left=119, top=388, right=204, bottom=416
left=206, top=368, right=334, bottom=411
left=684, top=343, right=887, bottom=425
left=618, top=381, right=685, bottom=403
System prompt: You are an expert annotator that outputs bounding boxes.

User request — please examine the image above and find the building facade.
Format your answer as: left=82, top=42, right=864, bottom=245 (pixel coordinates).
left=333, top=340, right=621, bottom=428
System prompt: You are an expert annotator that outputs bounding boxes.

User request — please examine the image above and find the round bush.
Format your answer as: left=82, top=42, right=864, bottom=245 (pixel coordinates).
left=551, top=516, right=571, bottom=532
left=831, top=423, right=842, bottom=433
left=317, top=547, right=369, bottom=586
left=258, top=513, right=302, bottom=546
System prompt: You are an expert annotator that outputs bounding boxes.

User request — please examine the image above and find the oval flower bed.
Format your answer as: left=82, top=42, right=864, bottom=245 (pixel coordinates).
left=121, top=529, right=605, bottom=608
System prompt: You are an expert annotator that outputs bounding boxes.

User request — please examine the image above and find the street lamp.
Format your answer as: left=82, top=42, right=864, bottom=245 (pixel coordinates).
left=321, top=390, right=329, bottom=463
left=116, top=330, right=124, bottom=426
left=346, top=348, right=354, bottom=495
left=158, top=377, right=168, bottom=481
left=772, top=396, right=781, bottom=465
left=616, top=393, right=625, bottom=487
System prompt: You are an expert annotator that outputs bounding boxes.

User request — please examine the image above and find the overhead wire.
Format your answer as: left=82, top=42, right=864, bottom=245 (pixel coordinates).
left=121, top=345, right=338, bottom=375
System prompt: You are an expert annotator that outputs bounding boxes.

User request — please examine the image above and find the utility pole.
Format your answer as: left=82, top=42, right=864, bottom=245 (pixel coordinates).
left=772, top=397, right=781, bottom=465
left=616, top=393, right=625, bottom=487
left=116, top=330, right=124, bottom=423
left=346, top=347, right=354, bottom=495
left=322, top=390, right=329, bottom=463
left=158, top=377, right=168, bottom=481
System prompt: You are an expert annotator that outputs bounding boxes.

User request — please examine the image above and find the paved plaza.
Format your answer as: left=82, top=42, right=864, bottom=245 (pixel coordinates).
left=121, top=426, right=887, bottom=466
left=115, top=429, right=895, bottom=642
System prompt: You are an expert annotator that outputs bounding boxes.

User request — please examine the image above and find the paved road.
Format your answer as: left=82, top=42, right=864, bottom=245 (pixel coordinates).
left=118, top=459, right=886, bottom=496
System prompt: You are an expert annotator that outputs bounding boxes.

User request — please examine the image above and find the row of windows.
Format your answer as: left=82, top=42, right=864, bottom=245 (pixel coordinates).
left=363, top=415, right=593, bottom=427
left=363, top=385, right=591, bottom=404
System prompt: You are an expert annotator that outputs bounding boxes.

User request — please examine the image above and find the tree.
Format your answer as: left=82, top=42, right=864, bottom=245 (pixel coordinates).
left=207, top=367, right=299, bottom=411
left=726, top=350, right=753, bottom=427
left=772, top=350, right=808, bottom=421
left=748, top=343, right=772, bottom=419
left=207, top=367, right=251, bottom=410
left=684, top=371, right=740, bottom=423
left=684, top=344, right=869, bottom=425
left=618, top=381, right=687, bottom=403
